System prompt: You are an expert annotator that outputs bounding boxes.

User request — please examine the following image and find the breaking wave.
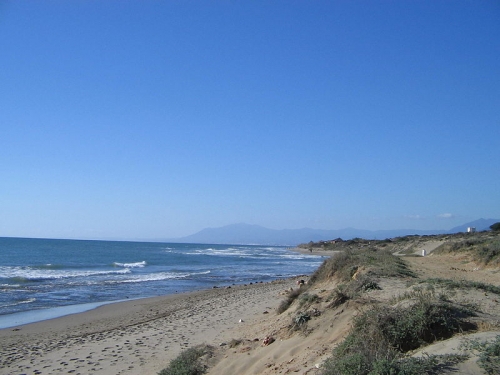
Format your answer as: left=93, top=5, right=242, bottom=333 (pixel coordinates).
left=113, top=261, right=147, bottom=268
left=0, top=266, right=131, bottom=282
left=106, top=270, right=211, bottom=284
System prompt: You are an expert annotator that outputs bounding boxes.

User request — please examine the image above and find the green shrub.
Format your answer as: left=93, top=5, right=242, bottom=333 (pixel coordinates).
left=320, top=295, right=476, bottom=375
left=308, top=250, right=357, bottom=284
left=461, top=335, right=500, bottom=375
left=298, top=293, right=319, bottom=308
left=353, top=275, right=381, bottom=292
left=326, top=288, right=350, bottom=308
left=308, top=248, right=414, bottom=286
left=326, top=275, right=381, bottom=306
left=476, top=336, right=500, bottom=374
left=277, top=287, right=304, bottom=314
left=290, top=311, right=311, bottom=332
left=381, top=301, right=469, bottom=351
left=158, top=346, right=212, bottom=375
left=367, top=354, right=466, bottom=375
left=434, top=238, right=486, bottom=254
left=423, top=278, right=500, bottom=295
left=322, top=344, right=466, bottom=375
left=432, top=235, right=500, bottom=265
left=477, top=241, right=500, bottom=265
left=390, top=287, right=436, bottom=305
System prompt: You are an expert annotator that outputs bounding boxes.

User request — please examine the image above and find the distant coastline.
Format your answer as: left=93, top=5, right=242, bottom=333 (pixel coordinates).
left=168, top=219, right=499, bottom=246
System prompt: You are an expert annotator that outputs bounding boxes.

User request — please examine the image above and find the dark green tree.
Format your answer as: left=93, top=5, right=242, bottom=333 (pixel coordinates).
left=490, top=222, right=500, bottom=231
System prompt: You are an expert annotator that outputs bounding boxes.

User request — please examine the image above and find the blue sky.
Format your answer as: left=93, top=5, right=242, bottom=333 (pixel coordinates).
left=1, top=1, right=499, bottom=240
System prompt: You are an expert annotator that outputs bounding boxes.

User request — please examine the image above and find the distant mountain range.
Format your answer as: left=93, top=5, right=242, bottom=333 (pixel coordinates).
left=168, top=219, right=499, bottom=246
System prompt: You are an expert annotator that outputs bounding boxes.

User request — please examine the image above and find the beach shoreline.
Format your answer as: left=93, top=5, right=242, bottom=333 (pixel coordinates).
left=0, top=278, right=298, bottom=375
left=0, top=300, right=136, bottom=330
left=3, top=233, right=500, bottom=375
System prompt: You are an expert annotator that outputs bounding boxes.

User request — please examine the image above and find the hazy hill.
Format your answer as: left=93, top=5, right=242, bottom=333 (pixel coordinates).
left=448, top=218, right=498, bottom=233
left=169, top=219, right=499, bottom=245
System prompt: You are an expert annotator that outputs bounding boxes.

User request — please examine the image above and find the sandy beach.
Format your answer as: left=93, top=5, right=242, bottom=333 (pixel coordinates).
left=0, top=280, right=293, bottom=375
left=3, top=233, right=500, bottom=375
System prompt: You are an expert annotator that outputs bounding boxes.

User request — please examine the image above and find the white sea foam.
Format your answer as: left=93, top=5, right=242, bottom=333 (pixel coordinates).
left=0, top=266, right=132, bottom=281
left=113, top=261, right=147, bottom=268
left=106, top=270, right=211, bottom=284
left=0, top=283, right=21, bottom=289
left=186, top=248, right=251, bottom=257
left=278, top=254, right=309, bottom=259
left=2, top=298, right=36, bottom=308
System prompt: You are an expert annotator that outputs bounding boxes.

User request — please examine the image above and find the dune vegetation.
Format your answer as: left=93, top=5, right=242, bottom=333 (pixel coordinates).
left=160, top=230, right=500, bottom=375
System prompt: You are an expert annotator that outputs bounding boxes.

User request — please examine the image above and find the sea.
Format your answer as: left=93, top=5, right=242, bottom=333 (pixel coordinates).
left=0, top=237, right=324, bottom=328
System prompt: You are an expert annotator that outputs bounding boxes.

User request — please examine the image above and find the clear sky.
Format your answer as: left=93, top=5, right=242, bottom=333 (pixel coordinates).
left=1, top=1, right=499, bottom=240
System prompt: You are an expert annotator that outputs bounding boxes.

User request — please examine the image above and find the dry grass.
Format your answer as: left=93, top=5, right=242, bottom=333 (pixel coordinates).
left=277, top=287, right=305, bottom=314
left=309, top=248, right=414, bottom=285
left=433, top=233, right=500, bottom=265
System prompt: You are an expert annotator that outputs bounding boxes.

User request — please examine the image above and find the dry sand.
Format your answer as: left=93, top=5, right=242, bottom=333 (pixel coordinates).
left=203, top=251, right=500, bottom=375
left=0, top=280, right=292, bottom=375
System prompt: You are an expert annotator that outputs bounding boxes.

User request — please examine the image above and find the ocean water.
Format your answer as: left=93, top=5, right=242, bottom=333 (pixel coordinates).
left=0, top=237, right=324, bottom=327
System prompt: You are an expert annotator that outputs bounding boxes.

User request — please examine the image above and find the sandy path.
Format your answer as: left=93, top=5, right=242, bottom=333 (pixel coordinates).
left=404, top=253, right=500, bottom=374
left=0, top=280, right=290, bottom=375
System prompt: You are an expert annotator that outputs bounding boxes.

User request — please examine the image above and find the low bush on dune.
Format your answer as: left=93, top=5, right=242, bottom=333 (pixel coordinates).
left=158, top=345, right=214, bottom=375
left=422, top=278, right=500, bottom=295
left=461, top=335, right=500, bottom=375
left=309, top=248, right=414, bottom=285
left=476, top=240, right=500, bottom=265
left=308, top=250, right=358, bottom=283
left=290, top=311, right=311, bottom=333
left=325, top=274, right=381, bottom=309
left=279, top=248, right=404, bottom=313
left=433, top=234, right=500, bottom=265
left=323, top=352, right=464, bottom=375
left=298, top=292, right=320, bottom=309
left=320, top=294, right=476, bottom=375
left=326, top=288, right=350, bottom=308
left=277, top=248, right=398, bottom=314
left=277, top=287, right=305, bottom=314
